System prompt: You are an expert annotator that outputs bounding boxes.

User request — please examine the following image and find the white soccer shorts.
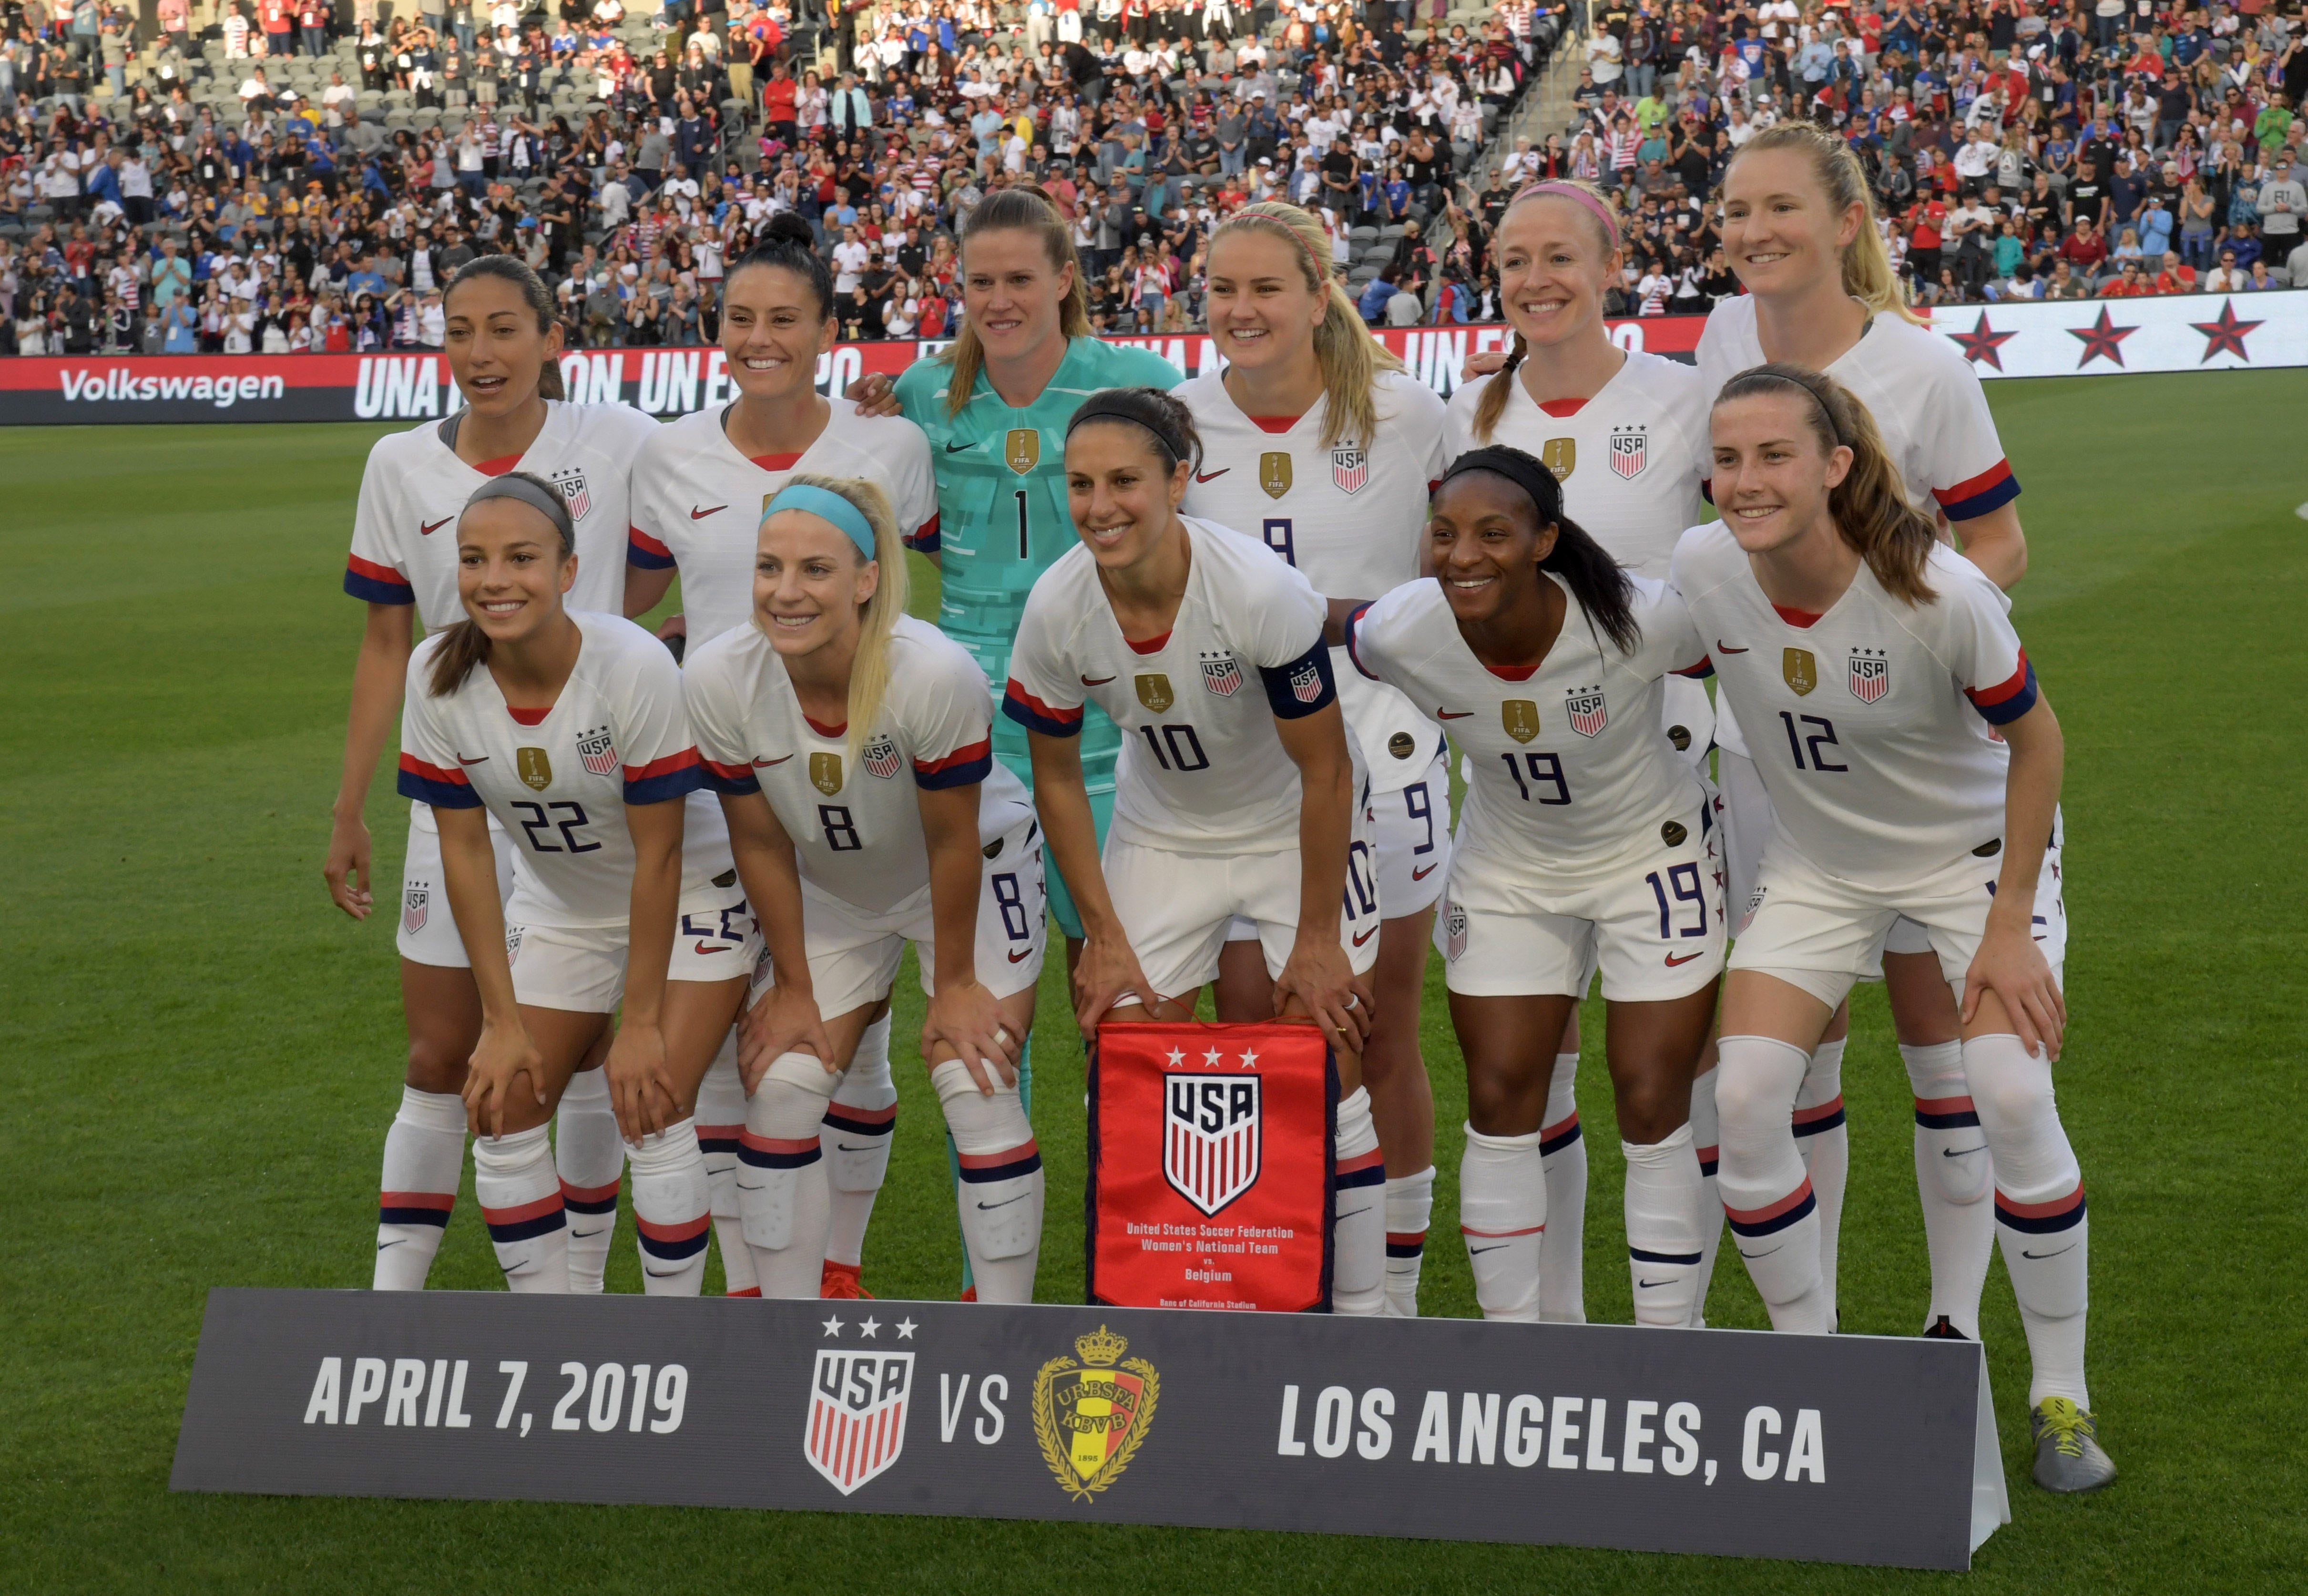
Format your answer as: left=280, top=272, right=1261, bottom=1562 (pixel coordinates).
left=1368, top=746, right=1452, bottom=920
left=507, top=881, right=753, bottom=1013
left=1439, top=804, right=1725, bottom=1003
left=748, top=810, right=1048, bottom=1021
left=395, top=806, right=516, bottom=967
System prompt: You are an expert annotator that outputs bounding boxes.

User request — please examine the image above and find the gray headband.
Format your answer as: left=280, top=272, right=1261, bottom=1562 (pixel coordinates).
left=464, top=471, right=575, bottom=549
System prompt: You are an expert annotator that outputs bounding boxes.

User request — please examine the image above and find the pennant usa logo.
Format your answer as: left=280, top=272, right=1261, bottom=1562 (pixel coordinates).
left=804, top=1349, right=914, bottom=1495
left=1164, top=1074, right=1261, bottom=1217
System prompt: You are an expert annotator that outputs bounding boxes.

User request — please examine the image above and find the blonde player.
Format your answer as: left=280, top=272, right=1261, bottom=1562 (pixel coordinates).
left=1682, top=366, right=2109, bottom=1494
left=626, top=213, right=940, bottom=1300
left=1696, top=123, right=2033, bottom=1339
left=1180, top=201, right=1449, bottom=1317
left=1005, top=387, right=1387, bottom=1313
left=1349, top=446, right=1722, bottom=1326
left=326, top=256, right=657, bottom=1293
left=686, top=476, right=1048, bottom=1302
left=1446, top=179, right=1714, bottom=1322
left=396, top=473, right=729, bottom=1295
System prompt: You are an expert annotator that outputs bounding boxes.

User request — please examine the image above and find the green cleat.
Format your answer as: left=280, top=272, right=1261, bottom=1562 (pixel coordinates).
left=2030, top=1397, right=2117, bottom=1494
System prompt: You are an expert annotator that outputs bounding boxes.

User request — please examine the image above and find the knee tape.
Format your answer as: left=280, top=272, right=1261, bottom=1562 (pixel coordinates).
left=1963, top=1034, right=2079, bottom=1202
left=934, top=1060, right=1042, bottom=1260
left=739, top=1060, right=834, bottom=1251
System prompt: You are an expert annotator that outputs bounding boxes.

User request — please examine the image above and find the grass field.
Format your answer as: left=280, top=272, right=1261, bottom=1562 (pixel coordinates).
left=5, top=371, right=2305, bottom=1593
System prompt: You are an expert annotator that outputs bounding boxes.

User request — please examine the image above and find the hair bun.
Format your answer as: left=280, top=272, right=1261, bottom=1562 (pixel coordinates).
left=765, top=210, right=815, bottom=245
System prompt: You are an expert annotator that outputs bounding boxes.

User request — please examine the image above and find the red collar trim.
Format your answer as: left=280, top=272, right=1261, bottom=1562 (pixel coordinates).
left=1483, top=663, right=1539, bottom=682
left=1534, top=398, right=1587, bottom=418
left=1124, top=629, right=1172, bottom=655
left=1773, top=603, right=1826, bottom=629
left=1247, top=415, right=1301, bottom=434
left=752, top=450, right=805, bottom=470
left=505, top=705, right=551, bottom=726
left=802, top=711, right=848, bottom=738
left=473, top=452, right=523, bottom=477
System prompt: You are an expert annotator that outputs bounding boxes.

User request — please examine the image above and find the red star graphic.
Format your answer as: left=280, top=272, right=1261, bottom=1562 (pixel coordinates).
left=2067, top=307, right=2135, bottom=368
left=2190, top=299, right=2264, bottom=363
left=1950, top=312, right=2019, bottom=369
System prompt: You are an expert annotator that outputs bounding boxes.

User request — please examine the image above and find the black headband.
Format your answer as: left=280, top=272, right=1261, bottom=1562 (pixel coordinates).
left=1065, top=404, right=1191, bottom=469
left=1438, top=447, right=1562, bottom=526
left=464, top=472, right=575, bottom=548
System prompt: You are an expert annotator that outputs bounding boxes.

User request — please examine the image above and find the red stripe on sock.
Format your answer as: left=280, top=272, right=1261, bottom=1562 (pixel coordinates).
left=379, top=1190, right=455, bottom=1212
left=481, top=1192, right=564, bottom=1226
left=696, top=1122, right=742, bottom=1139
left=741, top=1131, right=821, bottom=1155
left=1542, top=1110, right=1580, bottom=1140
left=634, top=1212, right=711, bottom=1243
left=1337, top=1147, right=1387, bottom=1175
left=1460, top=1224, right=1545, bottom=1238
left=1695, top=1145, right=1720, bottom=1163
left=958, top=1139, right=1038, bottom=1169
left=1724, top=1177, right=1815, bottom=1227
left=1915, top=1094, right=1976, bottom=1115
left=1386, top=1231, right=1429, bottom=1247
left=1995, top=1181, right=2084, bottom=1219
left=558, top=1179, right=621, bottom=1205
left=1792, top=1095, right=1846, bottom=1126
left=826, top=1100, right=898, bottom=1125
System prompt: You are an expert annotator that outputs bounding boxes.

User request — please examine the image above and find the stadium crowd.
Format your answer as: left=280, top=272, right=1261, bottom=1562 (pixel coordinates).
left=0, top=0, right=2304, bottom=355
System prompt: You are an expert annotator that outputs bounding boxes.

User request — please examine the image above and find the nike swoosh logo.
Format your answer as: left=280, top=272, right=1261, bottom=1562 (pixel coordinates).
left=835, top=1143, right=883, bottom=1154
left=1352, top=927, right=1377, bottom=946
left=1665, top=951, right=1705, bottom=966
left=945, top=440, right=976, bottom=453
left=690, top=504, right=726, bottom=519
left=1436, top=708, right=1471, bottom=719
left=693, top=941, right=727, bottom=955
left=1082, top=675, right=1115, bottom=686
left=457, top=754, right=489, bottom=765
left=977, top=1193, right=1031, bottom=1210
left=1410, top=863, right=1438, bottom=880
left=643, top=1265, right=686, bottom=1277
left=1737, top=1247, right=1784, bottom=1263
left=1716, top=640, right=1749, bottom=654
left=377, top=1238, right=407, bottom=1251
left=753, top=755, right=793, bottom=767
left=569, top=1227, right=607, bottom=1240
left=420, top=516, right=453, bottom=536
left=1336, top=1206, right=1372, bottom=1223
left=2021, top=1244, right=2077, bottom=1260
left=1008, top=947, right=1034, bottom=962
left=1942, top=1145, right=1987, bottom=1158
left=1467, top=1243, right=1509, bottom=1256
left=1637, top=1278, right=1674, bottom=1288
left=1193, top=468, right=1230, bottom=482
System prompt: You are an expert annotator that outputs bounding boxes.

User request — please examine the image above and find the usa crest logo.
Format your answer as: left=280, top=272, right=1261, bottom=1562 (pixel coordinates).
left=1164, top=1074, right=1262, bottom=1217
left=1330, top=444, right=1369, bottom=495
left=551, top=468, right=591, bottom=521
left=1565, top=686, right=1608, bottom=737
left=1444, top=901, right=1468, bottom=961
left=1848, top=648, right=1889, bottom=704
left=1609, top=426, right=1648, bottom=480
left=575, top=725, right=618, bottom=776
left=804, top=1349, right=914, bottom=1495
left=1198, top=651, right=1243, bottom=698
left=862, top=734, right=902, bottom=779
left=1289, top=659, right=1324, bottom=704
left=402, top=885, right=429, bottom=935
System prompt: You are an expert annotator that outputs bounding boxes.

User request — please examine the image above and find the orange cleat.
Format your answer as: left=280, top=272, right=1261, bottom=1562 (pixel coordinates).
left=820, top=1261, right=873, bottom=1299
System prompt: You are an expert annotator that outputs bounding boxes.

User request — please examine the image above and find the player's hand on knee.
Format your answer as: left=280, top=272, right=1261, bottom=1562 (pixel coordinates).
left=463, top=1018, right=546, bottom=1138
left=843, top=372, right=901, bottom=417
left=605, top=1019, right=678, bottom=1141
left=323, top=814, right=373, bottom=919
left=738, top=983, right=836, bottom=1092
left=1962, top=921, right=2066, bottom=1061
left=1275, top=935, right=1374, bottom=1047
left=925, top=978, right=1019, bottom=1094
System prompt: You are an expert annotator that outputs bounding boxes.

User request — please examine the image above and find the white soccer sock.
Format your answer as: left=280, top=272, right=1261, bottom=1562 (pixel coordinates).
left=473, top=1125, right=568, bottom=1294
left=694, top=1033, right=757, bottom=1296
left=1537, top=1050, right=1588, bottom=1324
left=1332, top=1087, right=1387, bottom=1316
left=554, top=1066, right=625, bottom=1294
left=1793, top=1036, right=1849, bottom=1319
left=1624, top=1125, right=1705, bottom=1328
left=1382, top=1166, right=1436, bottom=1318
left=1715, top=1036, right=1832, bottom=1334
left=1967, top=1033, right=2090, bottom=1408
left=739, top=1053, right=836, bottom=1299
left=821, top=1013, right=896, bottom=1271
left=1903, top=1039, right=1991, bottom=1338
left=628, top=1117, right=710, bottom=1296
left=932, top=1059, right=1043, bottom=1304
left=1460, top=1123, right=1545, bottom=1321
left=375, top=1086, right=466, bottom=1291
left=1687, top=1065, right=1724, bottom=1328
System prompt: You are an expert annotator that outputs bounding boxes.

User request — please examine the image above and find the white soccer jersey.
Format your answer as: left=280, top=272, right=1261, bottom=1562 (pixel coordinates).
left=1004, top=516, right=1340, bottom=854
left=1694, top=296, right=2020, bottom=527
left=1175, top=368, right=1449, bottom=794
left=626, top=402, right=941, bottom=649
left=397, top=613, right=705, bottom=929
left=685, top=614, right=1027, bottom=915
left=1444, top=350, right=1711, bottom=582
left=1349, top=573, right=1711, bottom=873
left=347, top=400, right=657, bottom=627
left=1671, top=525, right=2041, bottom=890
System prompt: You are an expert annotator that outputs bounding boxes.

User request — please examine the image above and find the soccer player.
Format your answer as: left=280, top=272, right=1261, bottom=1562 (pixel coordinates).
left=325, top=256, right=657, bottom=1293
left=626, top=213, right=940, bottom=1300
left=1004, top=387, right=1387, bottom=1313
left=1695, top=123, right=2033, bottom=1339
left=395, top=473, right=715, bottom=1295
left=1349, top=447, right=1722, bottom=1326
left=1445, top=179, right=1715, bottom=1323
left=1681, top=365, right=2110, bottom=1494
left=1178, top=201, right=1449, bottom=1317
left=685, top=476, right=1048, bottom=1302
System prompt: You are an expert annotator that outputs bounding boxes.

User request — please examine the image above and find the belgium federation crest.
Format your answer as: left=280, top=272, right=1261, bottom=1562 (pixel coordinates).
left=1005, top=428, right=1041, bottom=474
left=809, top=751, right=845, bottom=795
left=1541, top=438, right=1576, bottom=481
left=1259, top=451, right=1293, bottom=499
left=1135, top=674, right=1174, bottom=713
left=1501, top=699, right=1540, bottom=744
left=1784, top=648, right=1818, bottom=696
left=1033, top=1326, right=1158, bottom=1501
left=516, top=747, right=553, bottom=791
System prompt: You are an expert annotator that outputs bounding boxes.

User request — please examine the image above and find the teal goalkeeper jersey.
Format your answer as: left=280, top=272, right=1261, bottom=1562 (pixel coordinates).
left=894, top=336, right=1184, bottom=787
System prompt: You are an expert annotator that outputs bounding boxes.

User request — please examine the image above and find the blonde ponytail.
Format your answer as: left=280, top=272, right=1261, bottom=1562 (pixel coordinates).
left=1210, top=202, right=1405, bottom=451
left=941, top=186, right=1093, bottom=419
left=1470, top=179, right=1623, bottom=444
left=1729, top=123, right=1927, bottom=326
left=763, top=473, right=911, bottom=761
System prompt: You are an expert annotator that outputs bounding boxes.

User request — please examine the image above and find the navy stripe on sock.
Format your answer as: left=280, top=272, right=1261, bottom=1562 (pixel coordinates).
left=1915, top=1106, right=1982, bottom=1130
left=1791, top=1105, right=1847, bottom=1137
left=1336, top=1163, right=1387, bottom=1190
left=485, top=1210, right=568, bottom=1243
left=1539, top=1121, right=1584, bottom=1157
left=822, top=1108, right=897, bottom=1138
left=1726, top=1189, right=1816, bottom=1238
left=959, top=1150, right=1043, bottom=1183
left=1995, top=1192, right=2087, bottom=1235
left=1630, top=1246, right=1704, bottom=1266
left=379, top=1204, right=453, bottom=1228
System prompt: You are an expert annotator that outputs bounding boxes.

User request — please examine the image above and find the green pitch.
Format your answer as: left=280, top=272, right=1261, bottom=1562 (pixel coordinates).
left=4, top=373, right=2303, bottom=1591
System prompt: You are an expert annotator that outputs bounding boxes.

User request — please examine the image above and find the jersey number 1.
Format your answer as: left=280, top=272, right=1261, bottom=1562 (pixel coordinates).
left=1014, top=490, right=1030, bottom=560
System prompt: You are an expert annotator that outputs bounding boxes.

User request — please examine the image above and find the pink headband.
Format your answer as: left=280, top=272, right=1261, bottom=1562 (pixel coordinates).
left=1511, top=181, right=1622, bottom=250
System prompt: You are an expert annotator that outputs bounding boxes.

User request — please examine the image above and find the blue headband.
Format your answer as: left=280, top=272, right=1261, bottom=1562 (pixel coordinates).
left=762, top=483, right=879, bottom=560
